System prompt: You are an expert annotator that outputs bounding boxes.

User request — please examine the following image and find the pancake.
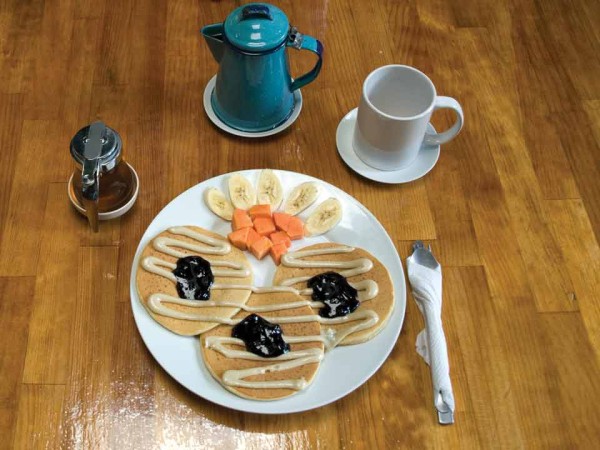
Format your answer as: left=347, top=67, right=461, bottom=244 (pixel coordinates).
left=272, top=242, right=394, bottom=345
left=136, top=226, right=253, bottom=336
left=201, top=292, right=324, bottom=400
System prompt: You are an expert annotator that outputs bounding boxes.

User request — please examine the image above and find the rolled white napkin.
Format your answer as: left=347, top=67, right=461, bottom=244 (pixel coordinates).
left=407, top=258, right=455, bottom=424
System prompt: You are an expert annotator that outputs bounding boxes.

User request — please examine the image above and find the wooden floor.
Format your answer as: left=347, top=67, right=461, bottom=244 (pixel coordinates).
left=1, top=0, right=599, bottom=448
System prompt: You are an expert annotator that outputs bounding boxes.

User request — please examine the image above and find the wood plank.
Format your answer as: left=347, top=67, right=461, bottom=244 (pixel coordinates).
left=60, top=246, right=118, bottom=449
left=320, top=0, right=395, bottom=91
left=243, top=404, right=339, bottom=449
left=107, top=303, right=157, bottom=448
left=572, top=100, right=600, bottom=245
left=335, top=384, right=383, bottom=449
left=357, top=298, right=431, bottom=448
left=163, top=0, right=203, bottom=196
left=57, top=16, right=104, bottom=134
left=544, top=199, right=600, bottom=355
left=541, top=313, right=600, bottom=447
left=378, top=0, right=433, bottom=71
left=0, top=0, right=43, bottom=94
left=508, top=3, right=581, bottom=201
left=153, top=368, right=245, bottom=449
left=73, top=0, right=106, bottom=20
left=553, top=110, right=600, bottom=244
left=79, top=217, right=121, bottom=247
left=92, top=0, right=134, bottom=86
left=537, top=0, right=600, bottom=102
left=22, top=183, right=81, bottom=384
left=434, top=220, right=481, bottom=267
left=0, top=120, right=64, bottom=276
left=22, top=0, right=75, bottom=120
left=522, top=112, right=580, bottom=200
left=444, top=27, right=575, bottom=312
left=442, top=267, right=524, bottom=447
left=423, top=96, right=481, bottom=267
left=13, top=384, right=65, bottom=450
left=584, top=100, right=600, bottom=146
left=359, top=181, right=437, bottom=241
left=0, top=276, right=35, bottom=448
left=492, top=298, right=576, bottom=447
left=0, top=93, right=23, bottom=240
left=470, top=178, right=533, bottom=300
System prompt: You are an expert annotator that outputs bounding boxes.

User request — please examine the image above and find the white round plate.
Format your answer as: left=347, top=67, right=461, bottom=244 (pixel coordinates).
left=203, top=75, right=303, bottom=138
left=336, top=108, right=440, bottom=184
left=130, top=169, right=406, bottom=414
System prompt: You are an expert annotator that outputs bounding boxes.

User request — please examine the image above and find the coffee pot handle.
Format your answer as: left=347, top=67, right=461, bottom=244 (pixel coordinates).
left=287, top=28, right=323, bottom=92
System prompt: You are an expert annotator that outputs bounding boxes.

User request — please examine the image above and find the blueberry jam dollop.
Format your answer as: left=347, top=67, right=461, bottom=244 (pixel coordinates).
left=232, top=314, right=290, bottom=358
left=172, top=256, right=214, bottom=300
left=308, top=271, right=360, bottom=318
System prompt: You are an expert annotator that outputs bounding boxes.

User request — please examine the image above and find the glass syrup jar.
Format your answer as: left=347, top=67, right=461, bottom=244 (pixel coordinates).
left=68, top=122, right=138, bottom=231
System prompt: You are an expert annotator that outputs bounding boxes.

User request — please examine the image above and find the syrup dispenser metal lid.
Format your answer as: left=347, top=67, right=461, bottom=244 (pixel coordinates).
left=70, top=122, right=122, bottom=171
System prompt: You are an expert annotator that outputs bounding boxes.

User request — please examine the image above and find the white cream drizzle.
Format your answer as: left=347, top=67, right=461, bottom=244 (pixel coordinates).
left=203, top=309, right=378, bottom=390
left=153, top=226, right=231, bottom=257
left=149, top=291, right=378, bottom=347
left=142, top=259, right=377, bottom=301
left=278, top=246, right=376, bottom=290
left=141, top=227, right=382, bottom=392
left=142, top=256, right=251, bottom=279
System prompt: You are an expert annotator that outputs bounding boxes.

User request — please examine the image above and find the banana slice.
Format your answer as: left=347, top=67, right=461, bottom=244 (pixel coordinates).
left=284, top=182, right=319, bottom=215
left=256, top=169, right=283, bottom=208
left=305, top=198, right=343, bottom=236
left=228, top=174, right=256, bottom=210
left=204, top=187, right=234, bottom=221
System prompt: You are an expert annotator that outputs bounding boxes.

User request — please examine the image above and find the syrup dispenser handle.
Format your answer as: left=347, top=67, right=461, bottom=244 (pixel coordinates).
left=81, top=122, right=105, bottom=232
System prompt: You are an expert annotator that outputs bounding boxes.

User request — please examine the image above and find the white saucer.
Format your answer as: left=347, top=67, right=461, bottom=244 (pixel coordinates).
left=336, top=108, right=441, bottom=184
left=203, top=75, right=303, bottom=138
left=67, top=162, right=139, bottom=220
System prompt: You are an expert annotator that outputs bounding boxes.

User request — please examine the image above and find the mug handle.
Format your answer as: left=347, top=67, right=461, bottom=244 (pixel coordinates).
left=288, top=33, right=324, bottom=92
left=423, top=96, right=464, bottom=146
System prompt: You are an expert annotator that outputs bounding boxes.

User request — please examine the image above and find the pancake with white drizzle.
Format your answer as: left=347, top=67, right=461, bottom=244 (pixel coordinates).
left=201, top=292, right=324, bottom=400
left=273, top=242, right=394, bottom=345
left=136, top=226, right=253, bottom=336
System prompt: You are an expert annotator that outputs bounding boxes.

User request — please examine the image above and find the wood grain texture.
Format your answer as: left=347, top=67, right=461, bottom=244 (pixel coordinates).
left=1, top=0, right=599, bottom=448
left=21, top=183, right=81, bottom=384
left=0, top=277, right=35, bottom=448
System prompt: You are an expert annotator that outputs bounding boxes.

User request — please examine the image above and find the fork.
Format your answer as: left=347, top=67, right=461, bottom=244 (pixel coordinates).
left=407, top=241, right=455, bottom=425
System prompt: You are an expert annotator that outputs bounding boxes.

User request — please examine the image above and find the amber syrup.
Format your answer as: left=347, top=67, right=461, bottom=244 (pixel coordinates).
left=70, top=161, right=135, bottom=213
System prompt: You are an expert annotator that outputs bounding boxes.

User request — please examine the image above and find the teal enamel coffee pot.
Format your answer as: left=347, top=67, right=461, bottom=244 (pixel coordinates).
left=202, top=3, right=323, bottom=132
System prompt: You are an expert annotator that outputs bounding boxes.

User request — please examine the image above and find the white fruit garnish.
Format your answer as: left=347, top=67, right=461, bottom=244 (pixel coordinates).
left=256, top=169, right=283, bottom=208
left=284, top=182, right=319, bottom=216
left=204, top=187, right=234, bottom=221
left=305, top=198, right=343, bottom=236
left=228, top=174, right=256, bottom=210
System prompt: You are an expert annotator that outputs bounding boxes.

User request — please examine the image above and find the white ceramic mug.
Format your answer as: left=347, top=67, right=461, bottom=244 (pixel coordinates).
left=353, top=65, right=464, bottom=171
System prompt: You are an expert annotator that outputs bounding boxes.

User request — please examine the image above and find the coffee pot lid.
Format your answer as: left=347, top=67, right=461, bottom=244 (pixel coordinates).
left=70, top=122, right=122, bottom=171
left=224, top=3, right=289, bottom=53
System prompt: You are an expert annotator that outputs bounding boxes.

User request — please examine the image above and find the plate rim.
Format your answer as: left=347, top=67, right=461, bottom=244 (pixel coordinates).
left=129, top=168, right=406, bottom=414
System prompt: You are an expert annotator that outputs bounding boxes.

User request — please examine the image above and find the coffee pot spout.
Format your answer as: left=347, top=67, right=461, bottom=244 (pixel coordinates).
left=201, top=24, right=225, bottom=63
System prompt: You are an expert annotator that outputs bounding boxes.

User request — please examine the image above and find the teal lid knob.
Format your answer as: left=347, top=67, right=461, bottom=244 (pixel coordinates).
left=224, top=3, right=289, bottom=53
